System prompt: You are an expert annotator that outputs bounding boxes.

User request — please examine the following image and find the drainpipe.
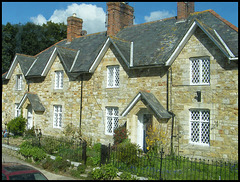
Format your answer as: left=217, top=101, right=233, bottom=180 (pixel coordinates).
left=167, top=68, right=175, bottom=155
left=79, top=74, right=83, bottom=133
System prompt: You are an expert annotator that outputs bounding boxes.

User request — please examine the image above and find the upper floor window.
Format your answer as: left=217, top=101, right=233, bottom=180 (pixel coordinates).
left=55, top=71, right=63, bottom=89
left=16, top=74, right=23, bottom=90
left=190, top=57, right=210, bottom=85
left=107, top=66, right=119, bottom=88
left=53, top=105, right=62, bottom=128
left=190, top=109, right=210, bottom=145
left=106, top=107, right=119, bottom=135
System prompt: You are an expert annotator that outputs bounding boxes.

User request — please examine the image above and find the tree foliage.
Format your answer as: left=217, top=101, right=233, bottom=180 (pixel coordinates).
left=7, top=115, right=27, bottom=136
left=2, top=21, right=67, bottom=73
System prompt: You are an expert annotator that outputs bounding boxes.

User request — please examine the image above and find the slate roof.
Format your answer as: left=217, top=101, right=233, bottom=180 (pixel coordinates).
left=3, top=9, right=238, bottom=80
left=19, top=93, right=45, bottom=112
left=121, top=91, right=172, bottom=119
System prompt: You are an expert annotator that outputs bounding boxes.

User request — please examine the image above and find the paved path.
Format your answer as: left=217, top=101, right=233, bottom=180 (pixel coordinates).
left=2, top=146, right=79, bottom=180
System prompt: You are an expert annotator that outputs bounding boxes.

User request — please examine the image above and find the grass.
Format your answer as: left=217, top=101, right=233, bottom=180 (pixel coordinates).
left=111, top=151, right=238, bottom=180
left=4, top=136, right=238, bottom=180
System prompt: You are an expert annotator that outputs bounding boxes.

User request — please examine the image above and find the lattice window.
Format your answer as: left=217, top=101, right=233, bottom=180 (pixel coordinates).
left=107, top=66, right=120, bottom=88
left=190, top=109, right=210, bottom=145
left=16, top=74, right=23, bottom=90
left=53, top=105, right=62, bottom=128
left=190, top=58, right=210, bottom=85
left=106, top=107, right=119, bottom=134
left=55, top=71, right=63, bottom=89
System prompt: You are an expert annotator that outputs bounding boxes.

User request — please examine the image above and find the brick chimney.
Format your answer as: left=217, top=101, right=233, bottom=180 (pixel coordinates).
left=177, top=2, right=194, bottom=21
left=67, top=13, right=83, bottom=42
left=107, top=2, right=134, bottom=36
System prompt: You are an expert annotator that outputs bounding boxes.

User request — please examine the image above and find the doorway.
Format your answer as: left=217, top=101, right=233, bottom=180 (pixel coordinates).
left=137, top=109, right=152, bottom=152
left=27, top=105, right=33, bottom=129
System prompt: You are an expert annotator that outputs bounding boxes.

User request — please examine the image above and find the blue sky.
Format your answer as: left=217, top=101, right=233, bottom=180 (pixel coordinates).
left=2, top=2, right=238, bottom=34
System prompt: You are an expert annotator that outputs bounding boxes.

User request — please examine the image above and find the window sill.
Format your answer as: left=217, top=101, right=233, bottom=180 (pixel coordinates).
left=106, top=86, right=119, bottom=89
left=188, top=142, right=210, bottom=147
left=53, top=126, right=62, bottom=129
left=105, top=133, right=113, bottom=136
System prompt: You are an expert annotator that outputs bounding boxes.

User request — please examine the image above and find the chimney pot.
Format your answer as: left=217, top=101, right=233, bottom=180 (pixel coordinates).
left=67, top=15, right=83, bottom=42
left=107, top=2, right=134, bottom=36
left=177, top=2, right=194, bottom=21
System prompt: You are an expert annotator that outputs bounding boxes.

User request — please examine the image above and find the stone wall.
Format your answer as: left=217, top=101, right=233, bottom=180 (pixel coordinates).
left=2, top=27, right=238, bottom=161
left=170, top=27, right=238, bottom=161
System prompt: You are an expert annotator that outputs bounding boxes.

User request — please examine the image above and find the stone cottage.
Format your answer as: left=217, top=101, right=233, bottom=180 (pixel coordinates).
left=2, top=2, right=238, bottom=161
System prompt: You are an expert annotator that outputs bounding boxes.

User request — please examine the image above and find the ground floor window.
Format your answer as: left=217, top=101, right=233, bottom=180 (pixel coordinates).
left=106, top=107, right=119, bottom=135
left=53, top=105, right=62, bottom=128
left=190, top=109, right=210, bottom=145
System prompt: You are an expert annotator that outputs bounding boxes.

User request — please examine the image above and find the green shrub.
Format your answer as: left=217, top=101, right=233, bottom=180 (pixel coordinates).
left=24, top=126, right=36, bottom=138
left=42, top=156, right=54, bottom=170
left=77, top=164, right=86, bottom=174
left=7, top=116, right=27, bottom=136
left=120, top=171, right=137, bottom=180
left=87, top=143, right=101, bottom=166
left=91, top=164, right=118, bottom=180
left=113, top=125, right=128, bottom=146
left=52, top=156, right=71, bottom=171
left=115, top=139, right=140, bottom=165
left=41, top=136, right=61, bottom=154
left=19, top=141, right=46, bottom=162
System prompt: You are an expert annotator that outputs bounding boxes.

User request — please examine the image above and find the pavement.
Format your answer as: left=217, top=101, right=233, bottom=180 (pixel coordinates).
left=2, top=146, right=80, bottom=180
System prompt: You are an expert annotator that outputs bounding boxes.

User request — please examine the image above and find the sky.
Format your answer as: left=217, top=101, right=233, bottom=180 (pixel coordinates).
left=2, top=2, right=238, bottom=34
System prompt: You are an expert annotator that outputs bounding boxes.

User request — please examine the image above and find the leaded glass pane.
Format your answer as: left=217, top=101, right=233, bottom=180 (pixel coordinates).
left=106, top=107, right=119, bottom=134
left=201, top=122, right=210, bottom=144
left=190, top=110, right=210, bottom=145
left=107, top=67, right=114, bottom=87
left=202, top=59, right=210, bottom=83
left=191, top=60, right=200, bottom=84
left=114, top=67, right=120, bottom=87
left=191, top=121, right=200, bottom=142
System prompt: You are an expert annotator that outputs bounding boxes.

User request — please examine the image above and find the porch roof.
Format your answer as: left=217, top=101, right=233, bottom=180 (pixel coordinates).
left=121, top=91, right=171, bottom=119
left=18, top=93, right=45, bottom=112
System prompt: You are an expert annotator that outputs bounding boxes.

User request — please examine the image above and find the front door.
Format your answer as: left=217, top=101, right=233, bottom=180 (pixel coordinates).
left=27, top=105, right=33, bottom=129
left=137, top=110, right=152, bottom=152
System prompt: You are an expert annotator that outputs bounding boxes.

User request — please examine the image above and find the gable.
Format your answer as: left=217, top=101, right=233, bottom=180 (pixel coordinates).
left=18, top=93, right=45, bottom=112
left=165, top=20, right=237, bottom=66
left=5, top=54, right=35, bottom=80
left=121, top=91, right=171, bottom=120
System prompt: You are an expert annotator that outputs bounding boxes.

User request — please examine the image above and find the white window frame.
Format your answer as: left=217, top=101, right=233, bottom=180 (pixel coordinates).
left=189, top=109, right=210, bottom=146
left=53, top=105, right=62, bottom=128
left=105, top=107, right=119, bottom=135
left=107, top=66, right=120, bottom=88
left=16, top=74, right=23, bottom=90
left=190, top=57, right=210, bottom=85
left=15, top=103, right=21, bottom=117
left=55, top=71, right=63, bottom=89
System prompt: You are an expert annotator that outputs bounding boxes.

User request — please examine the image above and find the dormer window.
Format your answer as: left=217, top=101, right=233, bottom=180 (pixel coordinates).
left=190, top=57, right=210, bottom=85
left=55, top=71, right=63, bottom=89
left=107, top=66, right=119, bottom=88
left=16, top=74, right=23, bottom=90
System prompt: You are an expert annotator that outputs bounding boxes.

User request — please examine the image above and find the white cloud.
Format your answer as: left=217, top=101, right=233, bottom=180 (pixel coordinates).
left=144, top=10, right=175, bottom=22
left=30, top=3, right=106, bottom=34
left=30, top=14, right=47, bottom=25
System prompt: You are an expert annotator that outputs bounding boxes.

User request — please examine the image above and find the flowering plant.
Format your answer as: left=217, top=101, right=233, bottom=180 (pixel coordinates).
left=113, top=125, right=128, bottom=146
left=146, top=125, right=166, bottom=153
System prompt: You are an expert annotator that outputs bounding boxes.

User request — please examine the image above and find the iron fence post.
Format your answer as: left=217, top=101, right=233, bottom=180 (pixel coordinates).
left=159, top=147, right=164, bottom=180
left=7, top=128, right=10, bottom=145
left=82, top=140, right=87, bottom=165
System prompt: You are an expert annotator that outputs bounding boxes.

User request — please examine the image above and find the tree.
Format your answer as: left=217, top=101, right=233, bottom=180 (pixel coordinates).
left=2, top=21, right=67, bottom=73
left=2, top=23, right=18, bottom=73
